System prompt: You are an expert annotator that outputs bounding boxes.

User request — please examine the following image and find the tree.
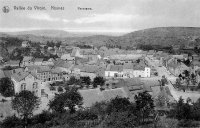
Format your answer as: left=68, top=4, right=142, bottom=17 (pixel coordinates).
left=191, top=73, right=196, bottom=85
left=1, top=115, right=22, bottom=128
left=106, top=97, right=131, bottom=114
left=175, top=97, right=191, bottom=120
left=49, top=87, right=83, bottom=114
left=183, top=70, right=190, bottom=78
left=93, top=76, right=105, bottom=88
left=135, top=91, right=154, bottom=124
left=0, top=77, right=14, bottom=97
left=90, top=101, right=108, bottom=120
left=160, top=75, right=168, bottom=86
left=67, top=76, right=81, bottom=86
left=55, top=41, right=62, bottom=48
left=12, top=90, right=40, bottom=127
left=175, top=78, right=181, bottom=88
left=80, top=76, right=91, bottom=86
left=103, top=111, right=137, bottom=128
left=57, top=86, right=64, bottom=93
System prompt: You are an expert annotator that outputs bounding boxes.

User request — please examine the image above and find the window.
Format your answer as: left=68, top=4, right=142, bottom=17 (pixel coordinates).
left=21, top=83, right=26, bottom=90
left=33, top=82, right=38, bottom=89
left=41, top=89, right=45, bottom=95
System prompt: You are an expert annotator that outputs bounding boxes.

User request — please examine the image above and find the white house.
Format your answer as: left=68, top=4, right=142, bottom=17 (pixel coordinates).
left=21, top=56, right=34, bottom=67
left=61, top=54, right=75, bottom=64
left=21, top=41, right=30, bottom=48
left=34, top=58, right=44, bottom=65
left=11, top=71, right=43, bottom=97
left=105, top=64, right=150, bottom=78
left=105, top=65, right=124, bottom=78
left=42, top=58, right=54, bottom=66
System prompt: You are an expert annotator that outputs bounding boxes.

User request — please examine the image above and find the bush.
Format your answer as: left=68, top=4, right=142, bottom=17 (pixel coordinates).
left=31, top=110, right=54, bottom=125
left=1, top=98, right=7, bottom=102
left=178, top=120, right=199, bottom=127
left=50, top=86, right=56, bottom=91
left=57, top=86, right=63, bottom=92
left=1, top=115, right=22, bottom=128
left=0, top=78, right=14, bottom=97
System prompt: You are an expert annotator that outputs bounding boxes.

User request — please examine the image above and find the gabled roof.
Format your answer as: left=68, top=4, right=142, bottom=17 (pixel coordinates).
left=109, top=54, right=142, bottom=60
left=107, top=65, right=123, bottom=72
left=6, top=60, right=20, bottom=65
left=61, top=54, right=74, bottom=60
left=123, top=63, right=134, bottom=69
left=34, top=58, right=43, bottom=62
left=22, top=41, right=29, bottom=45
left=133, top=64, right=145, bottom=70
left=72, top=64, right=99, bottom=73
left=22, top=56, right=33, bottom=62
left=11, top=71, right=36, bottom=82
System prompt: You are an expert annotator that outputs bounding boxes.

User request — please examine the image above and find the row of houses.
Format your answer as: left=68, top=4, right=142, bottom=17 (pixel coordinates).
left=105, top=58, right=151, bottom=78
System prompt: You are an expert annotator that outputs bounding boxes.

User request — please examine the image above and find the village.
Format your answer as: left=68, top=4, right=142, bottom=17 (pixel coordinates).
left=0, top=40, right=200, bottom=122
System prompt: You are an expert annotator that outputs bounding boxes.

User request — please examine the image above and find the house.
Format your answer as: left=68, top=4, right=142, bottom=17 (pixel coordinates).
left=61, top=54, right=75, bottom=63
left=42, top=58, right=54, bottom=66
left=5, top=60, right=20, bottom=67
left=34, top=58, right=44, bottom=65
left=72, top=64, right=100, bottom=80
left=105, top=62, right=151, bottom=78
left=53, top=59, right=73, bottom=75
left=25, top=65, right=63, bottom=82
left=21, top=56, right=34, bottom=67
left=11, top=71, right=42, bottom=97
left=147, top=50, right=155, bottom=57
left=71, top=48, right=83, bottom=58
left=21, top=41, right=30, bottom=48
left=108, top=54, right=143, bottom=64
left=105, top=65, right=123, bottom=78
left=124, top=63, right=151, bottom=78
left=167, top=61, right=190, bottom=76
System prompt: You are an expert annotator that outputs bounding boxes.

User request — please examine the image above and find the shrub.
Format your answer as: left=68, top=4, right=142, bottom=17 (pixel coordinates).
left=1, top=115, right=22, bottom=128
left=1, top=98, right=7, bottom=102
left=178, top=120, right=199, bottom=127
left=57, top=86, right=63, bottom=92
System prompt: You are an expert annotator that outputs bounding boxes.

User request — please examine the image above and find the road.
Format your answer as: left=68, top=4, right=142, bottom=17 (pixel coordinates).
left=145, top=56, right=200, bottom=102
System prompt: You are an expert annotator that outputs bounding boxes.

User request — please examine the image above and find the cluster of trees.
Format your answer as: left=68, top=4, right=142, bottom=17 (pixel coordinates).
left=167, top=97, right=200, bottom=127
left=66, top=76, right=105, bottom=88
left=0, top=37, right=23, bottom=47
left=0, top=90, right=156, bottom=128
left=10, top=47, right=31, bottom=60
left=76, top=44, right=93, bottom=49
left=46, top=41, right=62, bottom=48
left=3, top=83, right=200, bottom=127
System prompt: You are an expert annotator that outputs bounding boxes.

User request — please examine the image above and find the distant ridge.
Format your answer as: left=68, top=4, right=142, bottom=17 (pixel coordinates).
left=1, top=27, right=200, bottom=47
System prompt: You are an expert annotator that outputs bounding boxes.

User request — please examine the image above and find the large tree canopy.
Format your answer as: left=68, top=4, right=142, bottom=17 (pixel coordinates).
left=49, top=87, right=83, bottom=114
left=0, top=77, right=14, bottom=97
left=12, top=90, right=40, bottom=119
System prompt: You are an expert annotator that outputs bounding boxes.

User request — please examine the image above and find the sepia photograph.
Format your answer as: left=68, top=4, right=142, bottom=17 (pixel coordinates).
left=0, top=0, right=200, bottom=127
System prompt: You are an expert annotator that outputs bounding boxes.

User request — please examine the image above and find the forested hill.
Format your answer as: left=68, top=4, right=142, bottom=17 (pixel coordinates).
left=120, top=27, right=200, bottom=47
left=1, top=27, right=200, bottom=49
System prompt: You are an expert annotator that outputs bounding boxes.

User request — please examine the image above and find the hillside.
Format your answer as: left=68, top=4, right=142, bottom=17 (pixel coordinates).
left=1, top=27, right=200, bottom=49
left=6, top=30, right=81, bottom=38
left=121, top=27, right=200, bottom=47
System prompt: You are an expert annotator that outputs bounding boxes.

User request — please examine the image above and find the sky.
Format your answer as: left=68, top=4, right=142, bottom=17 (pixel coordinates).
left=0, top=0, right=200, bottom=33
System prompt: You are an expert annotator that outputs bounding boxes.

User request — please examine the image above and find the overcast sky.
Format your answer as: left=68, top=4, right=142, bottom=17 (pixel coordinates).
left=0, top=0, right=200, bottom=33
